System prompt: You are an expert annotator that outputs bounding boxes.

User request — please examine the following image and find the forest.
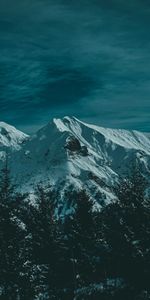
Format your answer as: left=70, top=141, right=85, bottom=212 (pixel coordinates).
left=0, top=163, right=150, bottom=300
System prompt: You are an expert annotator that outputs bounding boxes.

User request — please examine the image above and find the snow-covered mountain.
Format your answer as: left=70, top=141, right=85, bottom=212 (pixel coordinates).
left=0, top=122, right=28, bottom=149
left=0, top=121, right=29, bottom=161
left=1, top=117, right=150, bottom=208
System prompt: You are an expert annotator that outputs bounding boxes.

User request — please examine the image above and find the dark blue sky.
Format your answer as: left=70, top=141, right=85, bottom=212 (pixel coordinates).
left=0, top=0, right=150, bottom=133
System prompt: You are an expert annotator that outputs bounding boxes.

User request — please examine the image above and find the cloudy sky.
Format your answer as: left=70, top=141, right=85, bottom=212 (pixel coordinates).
left=0, top=0, right=150, bottom=133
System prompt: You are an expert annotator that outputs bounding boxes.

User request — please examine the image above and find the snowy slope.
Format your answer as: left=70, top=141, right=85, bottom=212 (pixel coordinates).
left=0, top=122, right=28, bottom=149
left=0, top=116, right=146, bottom=208
left=0, top=122, right=29, bottom=161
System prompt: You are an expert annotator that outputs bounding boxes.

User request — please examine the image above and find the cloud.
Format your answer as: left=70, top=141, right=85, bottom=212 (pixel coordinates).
left=0, top=0, right=150, bottom=132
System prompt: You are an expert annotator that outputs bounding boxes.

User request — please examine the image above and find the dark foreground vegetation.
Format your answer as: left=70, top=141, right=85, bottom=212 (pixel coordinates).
left=0, top=163, right=150, bottom=299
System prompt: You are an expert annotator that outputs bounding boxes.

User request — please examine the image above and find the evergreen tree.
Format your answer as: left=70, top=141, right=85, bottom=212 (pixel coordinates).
left=0, top=156, right=149, bottom=300
left=99, top=167, right=150, bottom=298
left=56, top=190, right=102, bottom=299
left=22, top=185, right=58, bottom=299
left=0, top=157, right=28, bottom=299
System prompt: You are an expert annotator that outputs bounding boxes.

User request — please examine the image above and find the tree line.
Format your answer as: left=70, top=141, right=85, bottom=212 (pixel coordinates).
left=0, top=162, right=150, bottom=299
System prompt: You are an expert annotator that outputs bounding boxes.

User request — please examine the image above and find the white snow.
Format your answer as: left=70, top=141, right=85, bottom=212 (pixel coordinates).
left=0, top=122, right=29, bottom=150
left=0, top=116, right=150, bottom=211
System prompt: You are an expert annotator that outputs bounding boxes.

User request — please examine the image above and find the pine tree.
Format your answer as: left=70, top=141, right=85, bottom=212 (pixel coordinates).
left=99, top=167, right=150, bottom=298
left=56, top=190, right=102, bottom=299
left=0, top=157, right=29, bottom=299
left=22, top=185, right=58, bottom=299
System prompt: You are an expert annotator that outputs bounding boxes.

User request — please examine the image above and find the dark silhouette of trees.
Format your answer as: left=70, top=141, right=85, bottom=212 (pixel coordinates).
left=0, top=162, right=150, bottom=300
left=0, top=158, right=28, bottom=299
left=99, top=167, right=150, bottom=299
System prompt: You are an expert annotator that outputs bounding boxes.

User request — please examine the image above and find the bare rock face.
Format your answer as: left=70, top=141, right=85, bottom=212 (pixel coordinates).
left=80, top=145, right=88, bottom=156
left=65, top=136, right=88, bottom=156
left=65, top=136, right=81, bottom=152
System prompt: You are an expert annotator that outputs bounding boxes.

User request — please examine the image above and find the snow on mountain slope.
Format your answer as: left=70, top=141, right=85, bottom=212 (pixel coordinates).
left=0, top=122, right=29, bottom=149
left=5, top=116, right=150, bottom=209
left=0, top=117, right=150, bottom=210
left=0, top=122, right=29, bottom=160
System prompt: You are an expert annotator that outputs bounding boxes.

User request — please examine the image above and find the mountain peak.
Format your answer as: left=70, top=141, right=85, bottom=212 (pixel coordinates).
left=1, top=117, right=150, bottom=210
left=52, top=116, right=78, bottom=131
left=0, top=121, right=29, bottom=150
left=0, top=121, right=18, bottom=132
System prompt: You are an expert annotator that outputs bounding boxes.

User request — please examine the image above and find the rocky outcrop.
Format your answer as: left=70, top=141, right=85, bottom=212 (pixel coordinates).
left=65, top=136, right=88, bottom=156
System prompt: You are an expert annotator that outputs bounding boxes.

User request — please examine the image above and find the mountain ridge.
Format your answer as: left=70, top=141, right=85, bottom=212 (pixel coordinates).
left=0, top=117, right=150, bottom=210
